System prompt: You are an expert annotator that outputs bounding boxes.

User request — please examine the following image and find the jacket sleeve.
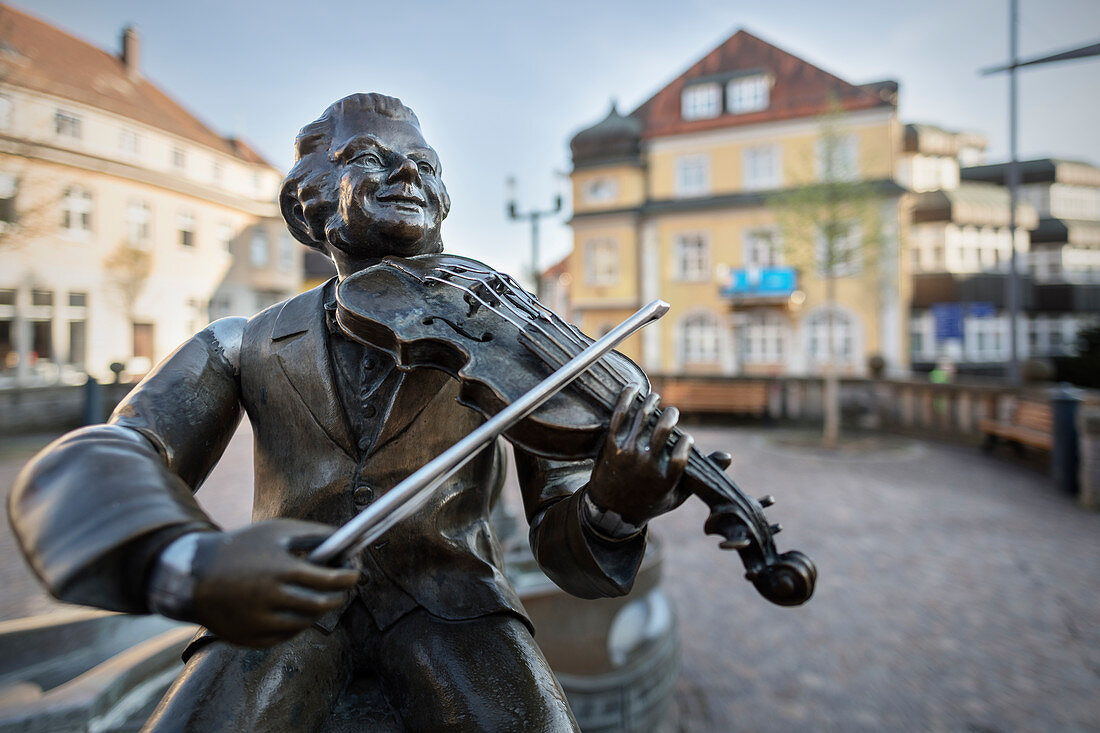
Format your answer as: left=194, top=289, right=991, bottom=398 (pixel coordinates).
left=8, top=321, right=245, bottom=613
left=514, top=448, right=646, bottom=600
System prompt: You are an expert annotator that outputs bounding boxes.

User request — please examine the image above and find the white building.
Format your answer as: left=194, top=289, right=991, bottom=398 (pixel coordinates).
left=0, top=6, right=287, bottom=385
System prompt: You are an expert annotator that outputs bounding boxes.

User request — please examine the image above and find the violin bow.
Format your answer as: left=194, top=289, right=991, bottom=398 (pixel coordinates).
left=308, top=299, right=670, bottom=565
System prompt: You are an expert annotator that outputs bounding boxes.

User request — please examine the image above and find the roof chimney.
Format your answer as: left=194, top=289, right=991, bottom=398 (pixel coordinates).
left=121, top=25, right=139, bottom=78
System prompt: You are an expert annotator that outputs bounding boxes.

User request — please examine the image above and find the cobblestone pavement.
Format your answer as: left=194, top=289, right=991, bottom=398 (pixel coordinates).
left=2, top=423, right=1098, bottom=731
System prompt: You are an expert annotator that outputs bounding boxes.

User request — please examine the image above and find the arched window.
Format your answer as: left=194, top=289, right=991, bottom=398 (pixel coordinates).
left=739, top=310, right=786, bottom=364
left=803, top=306, right=861, bottom=369
left=680, top=311, right=719, bottom=364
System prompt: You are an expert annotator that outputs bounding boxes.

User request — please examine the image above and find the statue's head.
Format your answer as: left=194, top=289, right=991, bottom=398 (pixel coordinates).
left=279, top=93, right=450, bottom=262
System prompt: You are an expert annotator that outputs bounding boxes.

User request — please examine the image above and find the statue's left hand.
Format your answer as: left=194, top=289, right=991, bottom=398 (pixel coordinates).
left=586, top=385, right=693, bottom=529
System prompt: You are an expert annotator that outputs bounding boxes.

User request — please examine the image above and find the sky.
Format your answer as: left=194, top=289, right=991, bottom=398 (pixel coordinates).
left=19, top=0, right=1100, bottom=282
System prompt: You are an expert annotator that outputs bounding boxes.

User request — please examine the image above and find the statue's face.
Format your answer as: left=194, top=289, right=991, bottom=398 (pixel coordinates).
left=326, top=109, right=445, bottom=259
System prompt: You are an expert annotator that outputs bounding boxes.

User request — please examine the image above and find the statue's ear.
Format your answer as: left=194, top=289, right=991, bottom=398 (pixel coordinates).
left=279, top=184, right=314, bottom=246
left=438, top=181, right=451, bottom=221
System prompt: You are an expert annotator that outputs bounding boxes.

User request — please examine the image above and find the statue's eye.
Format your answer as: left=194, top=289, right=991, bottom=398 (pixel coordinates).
left=417, top=161, right=435, bottom=176
left=353, top=152, right=384, bottom=169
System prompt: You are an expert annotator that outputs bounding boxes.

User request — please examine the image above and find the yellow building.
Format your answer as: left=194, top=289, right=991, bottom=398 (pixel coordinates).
left=0, top=6, right=290, bottom=385
left=565, top=30, right=909, bottom=377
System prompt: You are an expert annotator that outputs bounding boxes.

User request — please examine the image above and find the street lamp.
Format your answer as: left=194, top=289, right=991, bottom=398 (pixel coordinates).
left=981, top=0, right=1100, bottom=384
left=506, top=176, right=562, bottom=301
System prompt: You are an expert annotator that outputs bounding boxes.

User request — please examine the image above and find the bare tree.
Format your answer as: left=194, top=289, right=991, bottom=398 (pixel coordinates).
left=103, top=241, right=153, bottom=321
left=771, top=104, right=885, bottom=448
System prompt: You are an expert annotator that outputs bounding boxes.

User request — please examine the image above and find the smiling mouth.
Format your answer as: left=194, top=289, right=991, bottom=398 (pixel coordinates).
left=377, top=193, right=426, bottom=210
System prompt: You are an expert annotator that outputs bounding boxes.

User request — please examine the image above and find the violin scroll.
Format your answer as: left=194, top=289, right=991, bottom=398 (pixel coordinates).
left=704, top=504, right=816, bottom=606
left=749, top=550, right=816, bottom=607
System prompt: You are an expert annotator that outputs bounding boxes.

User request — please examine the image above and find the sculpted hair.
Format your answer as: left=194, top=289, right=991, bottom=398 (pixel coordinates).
left=279, top=93, right=449, bottom=252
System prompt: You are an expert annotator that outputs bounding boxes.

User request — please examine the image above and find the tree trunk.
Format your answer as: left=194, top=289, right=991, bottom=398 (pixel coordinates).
left=822, top=271, right=840, bottom=449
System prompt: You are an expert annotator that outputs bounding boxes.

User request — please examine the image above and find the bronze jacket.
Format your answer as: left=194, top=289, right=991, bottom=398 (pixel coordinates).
left=9, top=283, right=645, bottom=627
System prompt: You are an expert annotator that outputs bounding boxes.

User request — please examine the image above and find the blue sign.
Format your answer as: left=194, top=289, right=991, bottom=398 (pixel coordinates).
left=932, top=303, right=963, bottom=341
left=931, top=302, right=996, bottom=342
left=721, top=267, right=797, bottom=298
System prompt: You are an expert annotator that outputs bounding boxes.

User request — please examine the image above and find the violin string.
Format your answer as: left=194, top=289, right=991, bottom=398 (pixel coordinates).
left=432, top=265, right=620, bottom=383
left=429, top=266, right=624, bottom=405
left=425, top=266, right=759, bottom=530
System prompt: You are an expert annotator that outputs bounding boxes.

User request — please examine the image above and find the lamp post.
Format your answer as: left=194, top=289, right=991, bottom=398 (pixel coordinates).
left=506, top=176, right=562, bottom=301
left=981, top=1, right=1100, bottom=384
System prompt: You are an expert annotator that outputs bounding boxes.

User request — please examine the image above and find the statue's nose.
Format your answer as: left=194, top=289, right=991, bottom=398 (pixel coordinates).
left=387, top=157, right=420, bottom=184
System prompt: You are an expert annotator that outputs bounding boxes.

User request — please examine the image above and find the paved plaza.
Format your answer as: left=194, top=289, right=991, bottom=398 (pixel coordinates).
left=2, top=423, right=1098, bottom=731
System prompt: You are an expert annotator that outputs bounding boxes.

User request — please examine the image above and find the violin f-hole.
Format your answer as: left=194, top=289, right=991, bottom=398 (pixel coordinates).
left=421, top=315, right=494, bottom=343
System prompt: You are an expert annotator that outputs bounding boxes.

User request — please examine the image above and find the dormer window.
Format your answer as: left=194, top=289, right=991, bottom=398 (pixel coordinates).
left=727, top=74, right=769, bottom=114
left=681, top=83, right=720, bottom=120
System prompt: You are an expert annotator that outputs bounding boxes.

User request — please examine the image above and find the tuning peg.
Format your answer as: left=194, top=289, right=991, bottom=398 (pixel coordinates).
left=719, top=537, right=751, bottom=550
left=769, top=523, right=783, bottom=535
left=758, top=495, right=776, bottom=507
left=707, top=451, right=732, bottom=471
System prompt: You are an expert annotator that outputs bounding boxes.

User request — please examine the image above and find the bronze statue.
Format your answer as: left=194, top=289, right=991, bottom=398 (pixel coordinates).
left=9, top=93, right=813, bottom=732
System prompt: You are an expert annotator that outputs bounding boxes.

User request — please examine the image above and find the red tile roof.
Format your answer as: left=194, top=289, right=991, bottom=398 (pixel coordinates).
left=632, top=29, right=897, bottom=139
left=0, top=4, right=275, bottom=168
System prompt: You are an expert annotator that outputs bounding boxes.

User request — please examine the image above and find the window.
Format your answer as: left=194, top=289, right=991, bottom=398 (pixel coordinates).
left=805, top=307, right=858, bottom=365
left=172, top=147, right=186, bottom=171
left=740, top=310, right=785, bottom=363
left=674, top=233, right=710, bottom=281
left=177, top=211, right=195, bottom=247
left=727, top=74, right=769, bottom=114
left=0, top=172, right=16, bottom=227
left=278, top=232, right=294, bottom=271
left=681, top=83, right=720, bottom=120
left=742, top=144, right=781, bottom=191
left=816, top=223, right=861, bottom=277
left=816, top=134, right=859, bottom=182
left=216, top=222, right=234, bottom=252
left=211, top=160, right=223, bottom=185
left=32, top=289, right=53, bottom=306
left=68, top=320, right=86, bottom=368
left=132, top=322, right=154, bottom=361
left=584, top=238, right=619, bottom=286
left=966, top=315, right=1006, bottom=361
left=743, top=228, right=783, bottom=268
left=681, top=312, right=719, bottom=364
left=674, top=154, right=710, bottom=197
left=61, top=187, right=93, bottom=234
left=55, top=110, right=82, bottom=139
left=582, top=177, right=618, bottom=204
left=250, top=230, right=269, bottom=266
left=31, top=320, right=52, bottom=362
left=910, top=323, right=925, bottom=361
left=126, top=200, right=152, bottom=247
left=68, top=292, right=87, bottom=307
left=119, top=129, right=139, bottom=156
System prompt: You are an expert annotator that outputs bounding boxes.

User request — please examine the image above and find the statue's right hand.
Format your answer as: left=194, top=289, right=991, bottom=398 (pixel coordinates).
left=190, top=520, right=360, bottom=647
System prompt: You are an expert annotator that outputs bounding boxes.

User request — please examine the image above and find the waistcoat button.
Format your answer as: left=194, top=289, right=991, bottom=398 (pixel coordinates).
left=353, top=483, right=375, bottom=507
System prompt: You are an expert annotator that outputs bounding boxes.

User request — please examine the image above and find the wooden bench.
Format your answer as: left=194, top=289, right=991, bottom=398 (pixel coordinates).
left=978, top=399, right=1053, bottom=451
left=657, top=380, right=769, bottom=417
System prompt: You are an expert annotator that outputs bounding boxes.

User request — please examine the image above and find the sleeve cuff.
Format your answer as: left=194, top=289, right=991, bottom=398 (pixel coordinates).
left=146, top=531, right=206, bottom=621
left=581, top=488, right=646, bottom=541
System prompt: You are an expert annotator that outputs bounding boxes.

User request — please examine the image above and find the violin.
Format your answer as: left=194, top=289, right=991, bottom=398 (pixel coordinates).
left=334, top=253, right=816, bottom=607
